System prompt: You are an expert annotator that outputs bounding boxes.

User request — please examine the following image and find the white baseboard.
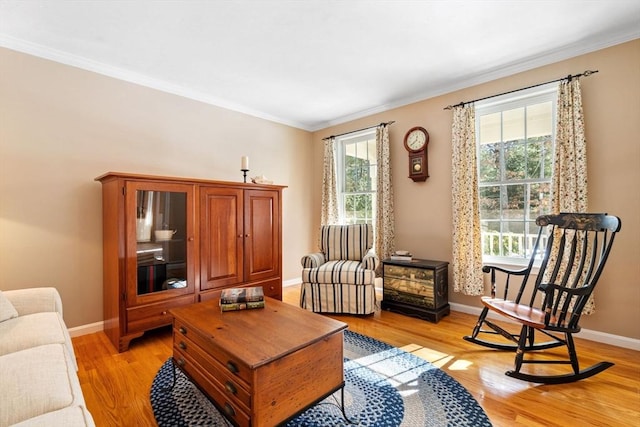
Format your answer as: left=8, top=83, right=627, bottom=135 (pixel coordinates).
left=68, top=321, right=104, bottom=338
left=449, top=302, right=640, bottom=351
left=67, top=282, right=640, bottom=351
left=283, top=278, right=301, bottom=287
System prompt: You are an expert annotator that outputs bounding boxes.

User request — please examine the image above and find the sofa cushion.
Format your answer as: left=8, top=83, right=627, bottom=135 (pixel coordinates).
left=0, top=290, right=18, bottom=322
left=0, top=344, right=86, bottom=426
left=0, top=312, right=77, bottom=370
left=10, top=406, right=95, bottom=427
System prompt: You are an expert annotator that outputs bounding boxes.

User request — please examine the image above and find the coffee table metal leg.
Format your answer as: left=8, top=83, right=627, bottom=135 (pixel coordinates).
left=338, top=386, right=357, bottom=424
left=160, top=357, right=178, bottom=392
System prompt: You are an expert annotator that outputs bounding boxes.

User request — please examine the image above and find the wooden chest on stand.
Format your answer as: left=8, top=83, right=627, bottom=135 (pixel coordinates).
left=381, top=258, right=450, bottom=322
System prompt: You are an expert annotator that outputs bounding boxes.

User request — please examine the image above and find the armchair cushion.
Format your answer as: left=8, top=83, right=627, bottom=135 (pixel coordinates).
left=302, top=260, right=376, bottom=285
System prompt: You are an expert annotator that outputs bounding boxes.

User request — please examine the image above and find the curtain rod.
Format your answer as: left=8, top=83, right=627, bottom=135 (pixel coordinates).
left=322, top=121, right=395, bottom=141
left=443, top=70, right=599, bottom=110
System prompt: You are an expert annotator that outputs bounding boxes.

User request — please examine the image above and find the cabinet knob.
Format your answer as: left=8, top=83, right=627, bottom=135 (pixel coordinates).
left=161, top=311, right=167, bottom=315
left=188, top=236, right=194, bottom=242
left=224, top=403, right=236, bottom=417
left=178, top=341, right=186, bottom=350
left=224, top=381, right=237, bottom=395
left=176, top=358, right=185, bottom=367
left=245, top=234, right=250, bottom=238
left=179, top=326, right=187, bottom=335
left=226, top=360, right=239, bottom=374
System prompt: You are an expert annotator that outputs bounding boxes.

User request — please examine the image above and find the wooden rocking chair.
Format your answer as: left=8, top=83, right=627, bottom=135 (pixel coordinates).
left=464, top=212, right=621, bottom=384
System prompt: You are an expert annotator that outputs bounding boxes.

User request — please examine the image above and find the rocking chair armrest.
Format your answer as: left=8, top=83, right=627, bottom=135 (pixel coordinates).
left=482, top=263, right=533, bottom=299
left=482, top=264, right=530, bottom=276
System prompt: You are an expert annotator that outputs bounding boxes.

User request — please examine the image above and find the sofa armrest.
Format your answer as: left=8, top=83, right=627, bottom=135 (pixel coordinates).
left=362, top=250, right=379, bottom=271
left=3, top=287, right=63, bottom=317
left=301, top=252, right=326, bottom=268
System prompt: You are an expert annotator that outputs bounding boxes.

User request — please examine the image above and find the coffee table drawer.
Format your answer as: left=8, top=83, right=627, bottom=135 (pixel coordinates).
left=174, top=350, right=251, bottom=427
left=174, top=318, right=252, bottom=385
left=175, top=335, right=251, bottom=409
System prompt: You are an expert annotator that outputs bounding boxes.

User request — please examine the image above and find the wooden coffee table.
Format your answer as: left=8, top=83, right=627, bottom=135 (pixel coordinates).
left=170, top=297, right=348, bottom=426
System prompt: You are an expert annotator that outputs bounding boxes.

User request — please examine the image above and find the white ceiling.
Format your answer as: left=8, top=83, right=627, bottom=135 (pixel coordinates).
left=1, top=1, right=639, bottom=131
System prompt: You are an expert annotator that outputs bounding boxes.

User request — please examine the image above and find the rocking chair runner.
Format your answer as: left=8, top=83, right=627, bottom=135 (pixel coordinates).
left=464, top=212, right=621, bottom=384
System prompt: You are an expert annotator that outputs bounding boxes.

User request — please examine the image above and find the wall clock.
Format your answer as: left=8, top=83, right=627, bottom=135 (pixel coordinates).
left=403, top=127, right=429, bottom=182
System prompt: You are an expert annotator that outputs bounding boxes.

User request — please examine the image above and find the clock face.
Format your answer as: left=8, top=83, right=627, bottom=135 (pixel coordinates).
left=407, top=130, right=427, bottom=150
left=404, top=127, right=429, bottom=152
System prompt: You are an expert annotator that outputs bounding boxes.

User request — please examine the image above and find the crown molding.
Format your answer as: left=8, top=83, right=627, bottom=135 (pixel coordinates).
left=0, top=34, right=312, bottom=131
left=2, top=30, right=638, bottom=134
left=310, top=31, right=640, bottom=132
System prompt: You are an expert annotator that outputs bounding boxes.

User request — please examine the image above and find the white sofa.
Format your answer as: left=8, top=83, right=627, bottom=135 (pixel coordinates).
left=0, top=288, right=95, bottom=426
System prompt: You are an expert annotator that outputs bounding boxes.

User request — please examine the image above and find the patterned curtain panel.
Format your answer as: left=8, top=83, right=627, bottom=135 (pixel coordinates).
left=321, top=137, right=339, bottom=226
left=552, top=78, right=588, bottom=213
left=375, top=124, right=395, bottom=271
left=548, top=78, right=593, bottom=313
left=451, top=105, right=484, bottom=295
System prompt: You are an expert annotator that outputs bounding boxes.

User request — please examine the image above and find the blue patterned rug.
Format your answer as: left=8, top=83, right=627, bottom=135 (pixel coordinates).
left=150, top=330, right=492, bottom=426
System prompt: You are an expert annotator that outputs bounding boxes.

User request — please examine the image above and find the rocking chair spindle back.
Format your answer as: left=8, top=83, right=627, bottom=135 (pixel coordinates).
left=464, top=212, right=621, bottom=384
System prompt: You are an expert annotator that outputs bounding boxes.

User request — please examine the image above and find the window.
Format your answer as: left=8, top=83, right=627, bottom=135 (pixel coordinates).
left=336, top=130, right=377, bottom=225
left=476, top=85, right=557, bottom=263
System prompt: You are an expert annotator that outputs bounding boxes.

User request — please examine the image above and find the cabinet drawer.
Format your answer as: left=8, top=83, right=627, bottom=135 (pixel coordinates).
left=385, top=265, right=434, bottom=283
left=174, top=334, right=251, bottom=409
left=174, top=319, right=252, bottom=385
left=174, top=350, right=251, bottom=427
left=127, top=295, right=195, bottom=333
left=260, top=278, right=282, bottom=300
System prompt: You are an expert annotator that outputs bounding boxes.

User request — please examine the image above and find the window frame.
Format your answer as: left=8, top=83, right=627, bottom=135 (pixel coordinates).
left=475, top=83, right=558, bottom=267
left=335, top=129, right=377, bottom=225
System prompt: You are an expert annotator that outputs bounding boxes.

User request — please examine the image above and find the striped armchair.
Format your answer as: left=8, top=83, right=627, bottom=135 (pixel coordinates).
left=300, top=224, right=379, bottom=315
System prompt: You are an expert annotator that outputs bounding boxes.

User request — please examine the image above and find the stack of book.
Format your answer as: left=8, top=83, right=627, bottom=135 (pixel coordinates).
left=390, top=251, right=413, bottom=261
left=220, top=286, right=265, bottom=312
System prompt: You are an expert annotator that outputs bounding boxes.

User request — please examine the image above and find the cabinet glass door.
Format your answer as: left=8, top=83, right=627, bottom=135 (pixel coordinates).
left=127, top=182, right=195, bottom=304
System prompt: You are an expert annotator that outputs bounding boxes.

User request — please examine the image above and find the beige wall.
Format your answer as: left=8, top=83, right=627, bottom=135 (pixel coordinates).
left=2, top=40, right=638, bottom=341
left=0, top=47, right=314, bottom=328
left=312, top=39, right=640, bottom=340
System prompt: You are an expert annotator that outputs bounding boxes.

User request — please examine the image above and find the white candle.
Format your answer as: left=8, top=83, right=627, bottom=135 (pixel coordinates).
left=241, top=156, right=249, bottom=170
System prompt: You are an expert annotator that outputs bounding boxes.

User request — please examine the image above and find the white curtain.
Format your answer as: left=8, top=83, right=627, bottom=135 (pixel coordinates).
left=451, top=105, right=484, bottom=295
left=375, top=124, right=395, bottom=266
left=321, top=137, right=339, bottom=226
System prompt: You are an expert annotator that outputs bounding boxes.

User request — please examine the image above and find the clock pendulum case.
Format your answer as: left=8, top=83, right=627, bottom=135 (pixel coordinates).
left=403, top=126, right=429, bottom=182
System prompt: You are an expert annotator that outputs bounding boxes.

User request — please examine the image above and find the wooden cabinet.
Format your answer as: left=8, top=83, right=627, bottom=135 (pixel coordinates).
left=381, top=258, right=450, bottom=323
left=96, top=172, right=285, bottom=352
left=199, top=187, right=281, bottom=301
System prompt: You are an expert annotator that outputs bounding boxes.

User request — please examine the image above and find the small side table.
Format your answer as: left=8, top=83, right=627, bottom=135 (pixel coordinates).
left=381, top=258, right=450, bottom=323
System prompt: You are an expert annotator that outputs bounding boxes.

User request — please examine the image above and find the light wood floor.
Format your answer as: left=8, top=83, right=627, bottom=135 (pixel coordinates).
left=73, top=287, right=640, bottom=426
